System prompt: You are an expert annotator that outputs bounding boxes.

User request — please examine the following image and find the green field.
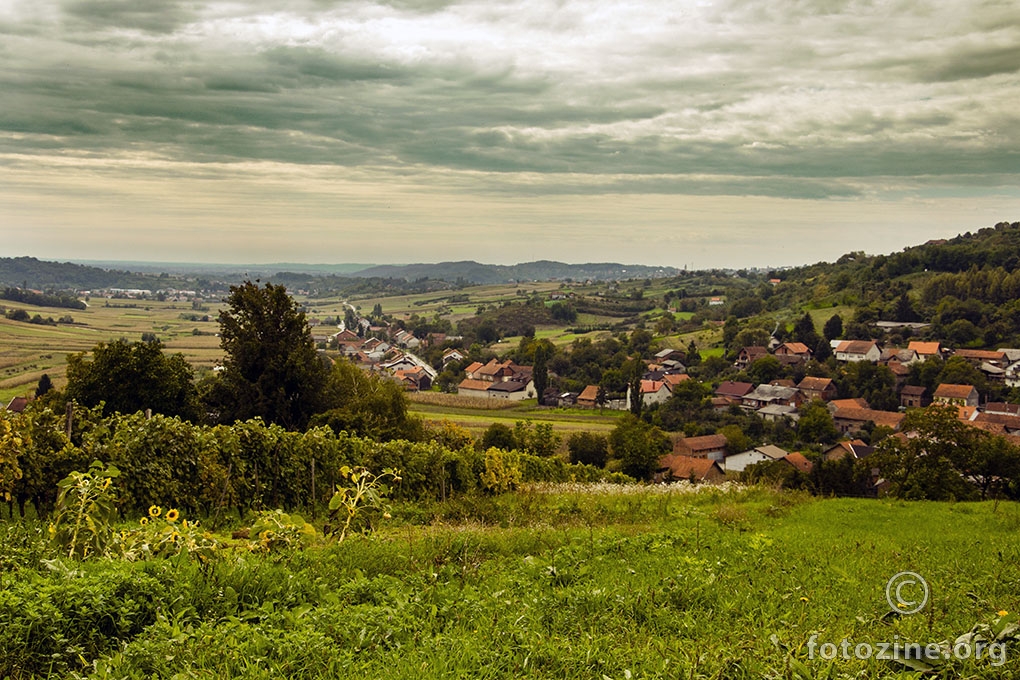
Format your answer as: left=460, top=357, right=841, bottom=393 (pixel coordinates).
left=0, top=299, right=225, bottom=403
left=409, top=398, right=625, bottom=443
left=3, top=488, right=1018, bottom=678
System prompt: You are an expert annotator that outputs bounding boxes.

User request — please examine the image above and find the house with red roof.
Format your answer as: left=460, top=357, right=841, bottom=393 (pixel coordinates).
left=900, top=385, right=928, bottom=408
left=797, top=376, right=837, bottom=402
left=657, top=454, right=726, bottom=483
left=782, top=452, right=814, bottom=474
left=577, top=385, right=601, bottom=409
left=673, top=433, right=728, bottom=460
left=775, top=342, right=813, bottom=362
left=834, top=340, right=882, bottom=363
left=908, top=341, right=942, bottom=361
left=832, top=408, right=905, bottom=436
left=735, top=346, right=769, bottom=369
left=933, top=383, right=979, bottom=407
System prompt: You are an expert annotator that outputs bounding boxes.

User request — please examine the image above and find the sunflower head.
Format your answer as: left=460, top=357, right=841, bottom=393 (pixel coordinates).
left=165, top=509, right=180, bottom=523
left=148, top=505, right=162, bottom=518
left=139, top=517, right=149, bottom=525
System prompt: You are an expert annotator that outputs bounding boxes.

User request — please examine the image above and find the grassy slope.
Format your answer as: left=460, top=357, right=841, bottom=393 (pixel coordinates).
left=3, top=488, right=1019, bottom=679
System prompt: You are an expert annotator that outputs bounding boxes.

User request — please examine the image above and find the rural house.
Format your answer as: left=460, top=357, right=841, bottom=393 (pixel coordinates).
left=933, top=383, right=979, bottom=407
left=674, top=433, right=728, bottom=460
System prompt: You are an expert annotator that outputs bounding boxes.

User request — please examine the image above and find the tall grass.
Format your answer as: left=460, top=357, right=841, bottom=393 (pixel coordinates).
left=1, top=489, right=1017, bottom=679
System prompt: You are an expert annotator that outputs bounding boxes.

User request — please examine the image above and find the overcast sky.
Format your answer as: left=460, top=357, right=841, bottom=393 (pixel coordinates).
left=2, top=0, right=1018, bottom=269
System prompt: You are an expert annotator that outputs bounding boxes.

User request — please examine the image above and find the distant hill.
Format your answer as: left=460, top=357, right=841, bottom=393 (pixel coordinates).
left=0, top=257, right=163, bottom=290
left=72, top=261, right=375, bottom=277
left=350, top=260, right=680, bottom=284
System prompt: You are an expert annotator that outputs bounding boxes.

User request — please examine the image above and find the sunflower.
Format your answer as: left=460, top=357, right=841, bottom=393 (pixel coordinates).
left=148, top=505, right=162, bottom=518
left=139, top=517, right=149, bottom=525
left=165, top=509, right=180, bottom=523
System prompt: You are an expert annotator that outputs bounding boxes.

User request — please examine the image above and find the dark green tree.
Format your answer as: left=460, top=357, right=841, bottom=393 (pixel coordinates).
left=840, top=361, right=898, bottom=411
left=35, top=374, right=53, bottom=398
left=629, top=329, right=653, bottom=357
left=793, top=312, right=821, bottom=349
left=481, top=422, right=516, bottom=451
left=872, top=404, right=983, bottom=500
left=686, top=339, right=702, bottom=366
left=823, top=314, right=843, bottom=341
left=65, top=339, right=200, bottom=420
left=893, top=293, right=920, bottom=322
left=567, top=431, right=609, bottom=467
left=608, top=414, right=671, bottom=480
left=936, top=355, right=986, bottom=394
left=797, top=399, right=839, bottom=445
left=747, top=355, right=783, bottom=384
left=208, top=280, right=328, bottom=430
left=532, top=340, right=551, bottom=404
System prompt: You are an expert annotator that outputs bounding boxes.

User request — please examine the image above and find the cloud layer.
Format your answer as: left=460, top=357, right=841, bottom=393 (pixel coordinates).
left=2, top=0, right=1019, bottom=266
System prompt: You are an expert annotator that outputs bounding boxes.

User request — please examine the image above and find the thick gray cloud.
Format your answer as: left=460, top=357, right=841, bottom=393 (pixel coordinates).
left=1, top=0, right=1019, bottom=266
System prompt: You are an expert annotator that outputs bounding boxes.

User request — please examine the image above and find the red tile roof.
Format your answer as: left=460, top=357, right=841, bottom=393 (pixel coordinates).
left=716, top=381, right=754, bottom=398
left=908, top=341, right=941, bottom=355
left=933, top=384, right=977, bottom=399
left=640, top=380, right=666, bottom=394
left=783, top=452, right=813, bottom=473
left=953, top=349, right=1006, bottom=361
left=779, top=342, right=812, bottom=354
left=836, top=340, right=878, bottom=355
left=662, top=374, right=691, bottom=388
left=833, top=408, right=905, bottom=429
left=675, top=433, right=728, bottom=453
left=797, top=376, right=833, bottom=391
left=829, top=397, right=870, bottom=410
left=658, top=454, right=723, bottom=481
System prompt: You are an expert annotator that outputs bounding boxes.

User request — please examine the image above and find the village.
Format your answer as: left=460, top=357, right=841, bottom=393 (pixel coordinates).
left=303, top=310, right=1020, bottom=491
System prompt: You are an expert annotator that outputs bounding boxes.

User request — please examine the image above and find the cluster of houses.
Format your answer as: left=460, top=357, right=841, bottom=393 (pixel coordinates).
left=656, top=435, right=876, bottom=486
left=654, top=338, right=1020, bottom=487
left=318, top=327, right=443, bottom=391
left=457, top=359, right=537, bottom=401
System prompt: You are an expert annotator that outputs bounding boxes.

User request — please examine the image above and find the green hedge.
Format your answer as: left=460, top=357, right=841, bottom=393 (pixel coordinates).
left=6, top=408, right=628, bottom=518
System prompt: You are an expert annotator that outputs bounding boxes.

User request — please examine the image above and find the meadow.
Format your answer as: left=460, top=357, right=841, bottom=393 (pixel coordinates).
left=407, top=393, right=624, bottom=443
left=2, top=486, right=1019, bottom=679
left=0, top=299, right=224, bottom=404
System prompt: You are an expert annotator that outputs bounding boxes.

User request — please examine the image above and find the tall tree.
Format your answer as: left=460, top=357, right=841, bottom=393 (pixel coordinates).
left=532, top=339, right=551, bottom=405
left=626, top=358, right=644, bottom=417
left=794, top=312, right=822, bottom=349
left=686, top=339, right=702, bottom=366
left=209, top=280, right=327, bottom=430
left=823, top=314, right=843, bottom=341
